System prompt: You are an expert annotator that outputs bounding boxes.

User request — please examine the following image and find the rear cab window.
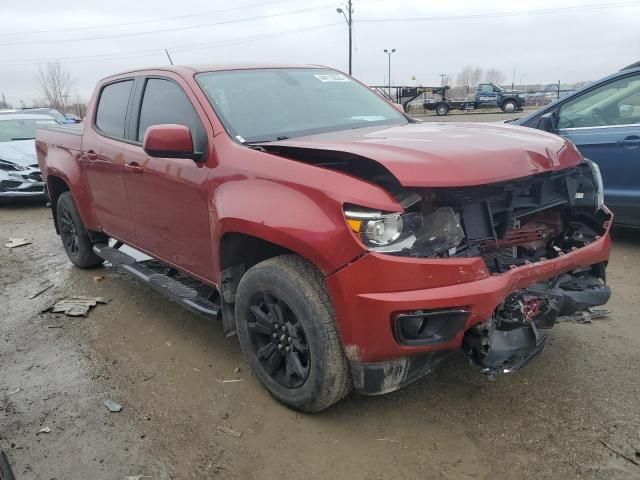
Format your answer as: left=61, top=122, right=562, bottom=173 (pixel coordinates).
left=95, top=80, right=134, bottom=138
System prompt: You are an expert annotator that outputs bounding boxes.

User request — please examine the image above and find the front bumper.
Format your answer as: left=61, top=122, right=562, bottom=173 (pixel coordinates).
left=326, top=210, right=612, bottom=392
left=0, top=170, right=46, bottom=199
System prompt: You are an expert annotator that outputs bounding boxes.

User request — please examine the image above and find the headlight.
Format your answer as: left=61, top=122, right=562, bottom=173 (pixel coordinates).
left=584, top=158, right=604, bottom=210
left=344, top=206, right=465, bottom=256
left=518, top=93, right=525, bottom=98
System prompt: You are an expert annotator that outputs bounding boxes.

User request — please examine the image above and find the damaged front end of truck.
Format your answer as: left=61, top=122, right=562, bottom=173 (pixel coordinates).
left=390, top=160, right=612, bottom=376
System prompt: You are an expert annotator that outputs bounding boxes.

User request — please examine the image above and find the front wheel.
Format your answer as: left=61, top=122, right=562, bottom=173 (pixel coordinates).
left=235, top=254, right=351, bottom=412
left=502, top=100, right=517, bottom=113
left=56, top=192, right=104, bottom=268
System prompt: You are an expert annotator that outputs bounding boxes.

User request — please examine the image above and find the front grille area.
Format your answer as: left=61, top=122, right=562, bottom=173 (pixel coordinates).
left=427, top=166, right=606, bottom=273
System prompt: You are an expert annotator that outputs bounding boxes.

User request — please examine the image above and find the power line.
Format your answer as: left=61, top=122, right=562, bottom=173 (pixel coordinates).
left=0, top=0, right=308, bottom=37
left=0, top=23, right=343, bottom=66
left=358, top=1, right=640, bottom=23
left=0, top=3, right=337, bottom=47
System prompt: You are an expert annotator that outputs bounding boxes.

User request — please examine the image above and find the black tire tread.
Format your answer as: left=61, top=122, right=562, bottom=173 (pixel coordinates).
left=57, top=192, right=103, bottom=268
left=237, top=254, right=352, bottom=411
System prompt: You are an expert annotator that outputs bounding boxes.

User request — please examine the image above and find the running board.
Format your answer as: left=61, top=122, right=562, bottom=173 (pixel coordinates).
left=92, top=243, right=220, bottom=320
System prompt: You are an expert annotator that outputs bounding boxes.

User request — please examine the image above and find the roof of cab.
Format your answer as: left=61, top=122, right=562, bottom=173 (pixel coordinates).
left=101, top=63, right=332, bottom=80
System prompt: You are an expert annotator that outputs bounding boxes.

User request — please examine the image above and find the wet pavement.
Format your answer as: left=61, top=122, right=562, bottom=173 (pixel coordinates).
left=2, top=119, right=640, bottom=479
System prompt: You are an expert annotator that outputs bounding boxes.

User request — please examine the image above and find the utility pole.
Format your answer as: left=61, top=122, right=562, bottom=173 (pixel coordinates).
left=165, top=49, right=174, bottom=65
left=384, top=48, right=396, bottom=98
left=512, top=67, right=516, bottom=91
left=439, top=73, right=447, bottom=87
left=336, top=1, right=353, bottom=75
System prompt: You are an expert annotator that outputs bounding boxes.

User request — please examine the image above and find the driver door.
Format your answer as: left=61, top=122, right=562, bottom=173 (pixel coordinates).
left=556, top=73, right=640, bottom=225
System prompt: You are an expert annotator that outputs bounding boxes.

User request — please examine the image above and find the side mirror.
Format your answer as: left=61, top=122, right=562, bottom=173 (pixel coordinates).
left=143, top=124, right=194, bottom=159
left=537, top=112, right=555, bottom=132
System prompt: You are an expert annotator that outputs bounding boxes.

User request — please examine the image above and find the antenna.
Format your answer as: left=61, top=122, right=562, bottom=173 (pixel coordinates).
left=164, top=49, right=174, bottom=65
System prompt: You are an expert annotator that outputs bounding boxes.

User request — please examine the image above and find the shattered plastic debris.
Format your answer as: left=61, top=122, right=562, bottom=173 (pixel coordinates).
left=43, top=296, right=108, bottom=317
left=104, top=399, right=122, bottom=412
left=560, top=308, right=611, bottom=324
left=7, top=388, right=21, bottom=396
left=216, top=425, right=242, bottom=438
left=37, top=427, right=51, bottom=435
left=4, top=238, right=31, bottom=248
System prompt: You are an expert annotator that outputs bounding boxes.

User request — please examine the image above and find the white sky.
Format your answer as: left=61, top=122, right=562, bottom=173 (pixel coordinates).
left=0, top=0, right=638, bottom=105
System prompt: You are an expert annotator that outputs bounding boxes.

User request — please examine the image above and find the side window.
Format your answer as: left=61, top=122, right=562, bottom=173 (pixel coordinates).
left=95, top=80, right=133, bottom=138
left=558, top=74, right=640, bottom=129
left=137, top=78, right=206, bottom=152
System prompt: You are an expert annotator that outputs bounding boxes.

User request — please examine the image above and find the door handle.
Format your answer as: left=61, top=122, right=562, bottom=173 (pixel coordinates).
left=617, top=136, right=640, bottom=148
left=86, top=150, right=98, bottom=161
left=124, top=162, right=144, bottom=174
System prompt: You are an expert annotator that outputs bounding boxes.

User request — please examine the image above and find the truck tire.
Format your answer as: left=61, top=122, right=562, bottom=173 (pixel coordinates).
left=435, top=102, right=450, bottom=116
left=56, top=192, right=104, bottom=268
left=502, top=100, right=517, bottom=113
left=235, top=254, right=352, bottom=412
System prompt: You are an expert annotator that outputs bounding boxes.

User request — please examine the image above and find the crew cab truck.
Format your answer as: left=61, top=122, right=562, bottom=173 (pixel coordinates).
left=426, top=83, right=525, bottom=115
left=37, top=65, right=611, bottom=412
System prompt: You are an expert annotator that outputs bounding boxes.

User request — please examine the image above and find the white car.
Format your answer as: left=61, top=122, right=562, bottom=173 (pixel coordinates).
left=0, top=113, right=60, bottom=200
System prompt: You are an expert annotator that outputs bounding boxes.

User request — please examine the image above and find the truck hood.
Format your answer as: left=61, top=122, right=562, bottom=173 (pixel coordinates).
left=261, top=122, right=581, bottom=187
left=0, top=140, right=38, bottom=168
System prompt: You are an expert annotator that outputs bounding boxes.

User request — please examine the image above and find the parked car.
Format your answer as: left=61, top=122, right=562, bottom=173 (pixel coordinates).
left=511, top=62, right=640, bottom=226
left=0, top=113, right=59, bottom=200
left=64, top=113, right=82, bottom=122
left=20, top=107, right=75, bottom=124
left=36, top=65, right=611, bottom=411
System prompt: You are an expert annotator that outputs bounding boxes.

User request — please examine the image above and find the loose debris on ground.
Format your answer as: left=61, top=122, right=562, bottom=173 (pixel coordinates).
left=4, top=238, right=31, bottom=248
left=28, top=283, right=53, bottom=299
left=216, top=426, right=242, bottom=438
left=560, top=309, right=612, bottom=323
left=104, top=399, right=123, bottom=412
left=42, top=296, right=108, bottom=316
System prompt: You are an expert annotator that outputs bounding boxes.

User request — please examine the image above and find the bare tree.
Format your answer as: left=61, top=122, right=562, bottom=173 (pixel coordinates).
left=485, top=68, right=506, bottom=85
left=36, top=62, right=74, bottom=111
left=457, top=66, right=484, bottom=94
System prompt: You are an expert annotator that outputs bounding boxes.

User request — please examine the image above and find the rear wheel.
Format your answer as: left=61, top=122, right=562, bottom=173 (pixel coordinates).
left=435, top=102, right=450, bottom=116
left=235, top=254, right=351, bottom=412
left=56, top=192, right=103, bottom=268
left=502, top=100, right=517, bottom=113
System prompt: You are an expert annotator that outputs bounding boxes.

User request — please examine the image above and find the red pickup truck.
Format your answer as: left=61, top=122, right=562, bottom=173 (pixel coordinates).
left=36, top=65, right=612, bottom=411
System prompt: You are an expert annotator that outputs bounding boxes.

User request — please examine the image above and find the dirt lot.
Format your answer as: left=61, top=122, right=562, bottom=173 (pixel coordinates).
left=2, top=113, right=640, bottom=479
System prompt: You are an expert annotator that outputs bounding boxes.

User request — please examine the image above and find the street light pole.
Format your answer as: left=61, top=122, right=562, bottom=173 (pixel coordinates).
left=336, top=1, right=353, bottom=75
left=384, top=48, right=396, bottom=98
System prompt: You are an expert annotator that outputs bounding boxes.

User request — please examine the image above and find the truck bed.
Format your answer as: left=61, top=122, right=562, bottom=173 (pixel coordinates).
left=36, top=123, right=84, bottom=152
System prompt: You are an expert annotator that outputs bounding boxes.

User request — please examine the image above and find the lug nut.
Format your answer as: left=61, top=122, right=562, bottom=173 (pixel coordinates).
left=285, top=346, right=290, bottom=352
left=277, top=343, right=283, bottom=350
left=281, top=325, right=286, bottom=331
left=272, top=333, right=277, bottom=338
left=288, top=336, right=292, bottom=342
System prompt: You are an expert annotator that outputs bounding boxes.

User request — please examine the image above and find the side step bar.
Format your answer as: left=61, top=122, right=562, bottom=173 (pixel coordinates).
left=93, top=243, right=220, bottom=320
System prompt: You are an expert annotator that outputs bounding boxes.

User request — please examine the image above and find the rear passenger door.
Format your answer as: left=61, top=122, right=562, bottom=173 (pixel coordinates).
left=123, top=76, right=214, bottom=281
left=82, top=79, right=136, bottom=241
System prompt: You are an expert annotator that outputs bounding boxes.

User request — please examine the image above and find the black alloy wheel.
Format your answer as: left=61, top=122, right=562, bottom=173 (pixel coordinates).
left=247, top=292, right=310, bottom=388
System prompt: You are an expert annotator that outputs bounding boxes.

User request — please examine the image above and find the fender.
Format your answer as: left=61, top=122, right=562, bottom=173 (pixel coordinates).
left=38, top=141, right=99, bottom=230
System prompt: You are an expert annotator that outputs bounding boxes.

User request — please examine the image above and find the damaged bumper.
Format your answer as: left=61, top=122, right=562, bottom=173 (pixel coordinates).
left=326, top=209, right=612, bottom=395
left=0, top=167, right=46, bottom=199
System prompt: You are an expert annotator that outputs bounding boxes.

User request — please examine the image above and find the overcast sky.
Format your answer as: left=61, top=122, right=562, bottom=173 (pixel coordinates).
left=0, top=0, right=638, bottom=106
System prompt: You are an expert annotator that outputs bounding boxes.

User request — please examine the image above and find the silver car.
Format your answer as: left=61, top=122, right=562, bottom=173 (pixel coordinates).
left=0, top=114, right=59, bottom=200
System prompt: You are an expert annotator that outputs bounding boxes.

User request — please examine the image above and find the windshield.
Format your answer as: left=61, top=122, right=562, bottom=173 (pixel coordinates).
left=0, top=118, right=59, bottom=142
left=195, top=68, right=408, bottom=143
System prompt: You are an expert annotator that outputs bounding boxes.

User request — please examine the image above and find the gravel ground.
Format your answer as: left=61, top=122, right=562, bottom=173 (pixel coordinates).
left=1, top=113, right=639, bottom=479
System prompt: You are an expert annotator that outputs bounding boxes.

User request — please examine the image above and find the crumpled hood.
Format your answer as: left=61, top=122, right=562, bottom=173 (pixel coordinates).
left=263, top=122, right=582, bottom=187
left=0, top=140, right=38, bottom=168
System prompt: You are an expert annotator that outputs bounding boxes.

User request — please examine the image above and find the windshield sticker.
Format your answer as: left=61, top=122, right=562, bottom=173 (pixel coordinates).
left=235, top=135, right=246, bottom=143
left=314, top=74, right=349, bottom=82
